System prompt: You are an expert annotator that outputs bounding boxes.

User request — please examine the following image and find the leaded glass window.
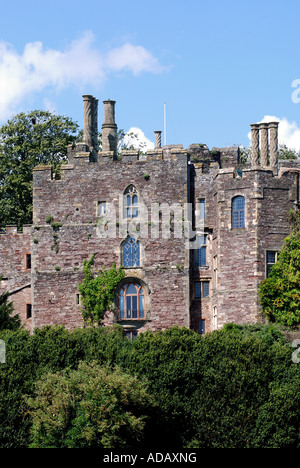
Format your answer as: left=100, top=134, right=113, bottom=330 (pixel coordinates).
left=194, top=281, right=210, bottom=298
left=123, top=237, right=140, bottom=267
left=119, top=283, right=145, bottom=320
left=124, top=185, right=138, bottom=218
left=199, top=199, right=205, bottom=220
left=232, top=196, right=245, bottom=229
left=198, top=319, right=206, bottom=335
left=198, top=234, right=207, bottom=267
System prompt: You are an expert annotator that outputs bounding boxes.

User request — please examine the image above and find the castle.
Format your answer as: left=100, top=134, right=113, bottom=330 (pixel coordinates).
left=1, top=95, right=300, bottom=337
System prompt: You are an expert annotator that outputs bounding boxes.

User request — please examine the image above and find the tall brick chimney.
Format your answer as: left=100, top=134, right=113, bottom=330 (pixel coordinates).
left=82, top=95, right=98, bottom=161
left=102, top=99, right=118, bottom=157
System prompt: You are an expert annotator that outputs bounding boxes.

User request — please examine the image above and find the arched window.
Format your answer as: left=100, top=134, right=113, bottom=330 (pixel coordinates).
left=122, top=237, right=140, bottom=267
left=124, top=185, right=138, bottom=218
left=119, top=283, right=145, bottom=320
left=232, top=196, right=245, bottom=229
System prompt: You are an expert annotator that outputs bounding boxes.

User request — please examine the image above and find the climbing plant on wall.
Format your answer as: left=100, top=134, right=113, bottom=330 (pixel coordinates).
left=78, top=255, right=125, bottom=326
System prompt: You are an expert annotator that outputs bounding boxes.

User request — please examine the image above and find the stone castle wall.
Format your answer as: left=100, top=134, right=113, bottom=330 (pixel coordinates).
left=1, top=96, right=300, bottom=335
left=0, top=226, right=32, bottom=329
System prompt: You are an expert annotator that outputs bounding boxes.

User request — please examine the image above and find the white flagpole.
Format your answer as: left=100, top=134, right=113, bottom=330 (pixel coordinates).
left=164, top=102, right=167, bottom=146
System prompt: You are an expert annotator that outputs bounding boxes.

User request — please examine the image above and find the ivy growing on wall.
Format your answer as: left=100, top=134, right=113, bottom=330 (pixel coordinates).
left=78, top=255, right=125, bottom=326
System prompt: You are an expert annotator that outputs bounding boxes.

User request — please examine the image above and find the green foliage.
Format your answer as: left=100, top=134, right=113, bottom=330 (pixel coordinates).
left=123, top=325, right=298, bottom=448
left=239, top=143, right=299, bottom=165
left=0, top=290, right=21, bottom=331
left=278, top=143, right=299, bottom=160
left=78, top=255, right=125, bottom=325
left=0, top=325, right=128, bottom=447
left=0, top=110, right=78, bottom=228
left=26, top=362, right=155, bottom=448
left=259, top=222, right=300, bottom=326
left=0, top=324, right=299, bottom=448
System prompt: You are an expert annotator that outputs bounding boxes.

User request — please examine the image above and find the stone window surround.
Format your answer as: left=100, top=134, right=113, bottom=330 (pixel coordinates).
left=228, top=193, right=247, bottom=231
left=193, top=280, right=210, bottom=299
left=114, top=276, right=150, bottom=324
left=232, top=195, right=246, bottom=229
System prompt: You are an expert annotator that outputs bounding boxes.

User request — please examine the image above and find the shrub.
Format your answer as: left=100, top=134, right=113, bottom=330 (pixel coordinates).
left=259, top=216, right=300, bottom=327
left=0, top=290, right=21, bottom=331
left=26, top=362, right=156, bottom=448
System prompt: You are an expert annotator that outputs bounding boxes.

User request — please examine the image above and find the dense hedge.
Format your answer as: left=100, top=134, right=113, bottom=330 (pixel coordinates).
left=0, top=324, right=299, bottom=448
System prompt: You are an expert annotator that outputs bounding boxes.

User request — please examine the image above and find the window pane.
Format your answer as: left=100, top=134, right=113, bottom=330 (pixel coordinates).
left=132, top=296, right=138, bottom=319
left=126, top=296, right=132, bottom=318
left=200, top=199, right=205, bottom=220
left=119, top=296, right=124, bottom=319
left=202, top=281, right=210, bottom=298
left=233, top=196, right=245, bottom=210
left=232, top=196, right=245, bottom=229
left=123, top=238, right=140, bottom=268
left=127, top=284, right=137, bottom=294
left=139, top=295, right=144, bottom=318
left=195, top=282, right=201, bottom=298
left=267, top=251, right=276, bottom=264
left=98, top=201, right=106, bottom=216
left=198, top=246, right=206, bottom=266
left=198, top=319, right=205, bottom=335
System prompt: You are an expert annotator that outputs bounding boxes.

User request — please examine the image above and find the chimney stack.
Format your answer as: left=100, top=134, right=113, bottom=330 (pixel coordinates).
left=82, top=95, right=98, bottom=161
left=269, top=122, right=279, bottom=168
left=251, top=121, right=279, bottom=171
left=154, top=131, right=162, bottom=149
left=102, top=99, right=118, bottom=157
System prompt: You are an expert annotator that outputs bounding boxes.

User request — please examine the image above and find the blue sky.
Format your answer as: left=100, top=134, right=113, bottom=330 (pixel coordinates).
left=1, top=0, right=300, bottom=150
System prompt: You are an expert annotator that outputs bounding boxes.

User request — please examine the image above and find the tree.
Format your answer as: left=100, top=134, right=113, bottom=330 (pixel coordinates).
left=76, top=128, right=148, bottom=157
left=0, top=290, right=21, bottom=331
left=0, top=110, right=79, bottom=228
left=78, top=255, right=125, bottom=326
left=26, top=361, right=155, bottom=448
left=239, top=143, right=299, bottom=164
left=259, top=210, right=300, bottom=327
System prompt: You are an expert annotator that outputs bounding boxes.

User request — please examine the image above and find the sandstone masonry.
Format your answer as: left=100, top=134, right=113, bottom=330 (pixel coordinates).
left=1, top=96, right=299, bottom=336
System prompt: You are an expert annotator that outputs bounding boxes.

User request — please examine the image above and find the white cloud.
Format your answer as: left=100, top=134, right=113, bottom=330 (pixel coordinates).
left=123, top=127, right=154, bottom=151
left=0, top=32, right=166, bottom=121
left=248, top=115, right=300, bottom=152
left=106, top=43, right=166, bottom=76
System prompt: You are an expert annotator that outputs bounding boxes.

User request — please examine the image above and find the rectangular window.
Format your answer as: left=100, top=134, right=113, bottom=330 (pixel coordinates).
left=194, top=281, right=210, bottom=299
left=213, top=255, right=218, bottom=288
left=195, top=282, right=201, bottom=298
left=199, top=199, right=205, bottom=220
left=97, top=201, right=107, bottom=216
left=125, top=330, right=138, bottom=341
left=198, top=319, right=206, bottom=335
left=266, top=251, right=278, bottom=277
left=232, top=196, right=245, bottom=229
left=26, top=304, right=32, bottom=319
left=198, top=235, right=207, bottom=267
left=25, top=254, right=31, bottom=270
